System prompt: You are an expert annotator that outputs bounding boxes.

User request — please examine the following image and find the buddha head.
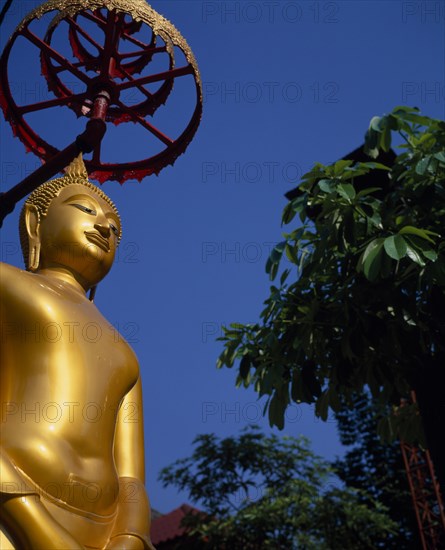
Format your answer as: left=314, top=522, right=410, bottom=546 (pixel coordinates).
left=19, top=156, right=122, bottom=290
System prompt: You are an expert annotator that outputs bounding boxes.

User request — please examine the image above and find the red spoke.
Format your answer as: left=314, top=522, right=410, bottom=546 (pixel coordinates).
left=79, top=10, right=108, bottom=29
left=17, top=93, right=87, bottom=114
left=117, top=46, right=166, bottom=60
left=52, top=59, right=93, bottom=72
left=67, top=16, right=104, bottom=54
left=22, top=27, right=91, bottom=85
left=117, top=65, right=193, bottom=91
left=116, top=64, right=153, bottom=100
left=119, top=31, right=153, bottom=50
left=115, top=99, right=173, bottom=145
left=100, top=10, right=117, bottom=76
left=114, top=12, right=126, bottom=48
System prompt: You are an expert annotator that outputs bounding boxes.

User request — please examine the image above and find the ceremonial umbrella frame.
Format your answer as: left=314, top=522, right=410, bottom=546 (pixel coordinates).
left=0, top=0, right=202, bottom=226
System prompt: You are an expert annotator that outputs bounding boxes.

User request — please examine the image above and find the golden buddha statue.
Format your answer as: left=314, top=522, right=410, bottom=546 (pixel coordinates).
left=0, top=156, right=154, bottom=549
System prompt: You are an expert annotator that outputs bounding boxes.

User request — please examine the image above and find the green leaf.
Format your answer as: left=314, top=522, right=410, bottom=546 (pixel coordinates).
left=399, top=226, right=439, bottom=244
left=365, top=145, right=379, bottom=159
left=268, top=391, right=285, bottom=429
left=427, top=157, right=439, bottom=174
left=416, top=132, right=436, bottom=147
left=381, top=126, right=391, bottom=152
left=239, top=355, right=251, bottom=379
left=368, top=211, right=383, bottom=228
left=370, top=116, right=382, bottom=132
left=285, top=243, right=299, bottom=264
left=415, top=156, right=431, bottom=175
left=333, top=160, right=353, bottom=177
left=362, top=162, right=391, bottom=171
left=364, top=127, right=380, bottom=158
left=292, top=195, right=307, bottom=211
left=421, top=248, right=438, bottom=262
left=280, top=269, right=290, bottom=285
left=361, top=239, right=384, bottom=281
left=356, top=187, right=383, bottom=198
left=433, top=151, right=445, bottom=163
left=270, top=241, right=286, bottom=264
left=395, top=112, right=433, bottom=126
left=386, top=114, right=399, bottom=130
left=260, top=370, right=275, bottom=396
left=282, top=195, right=306, bottom=225
left=383, top=235, right=408, bottom=260
left=284, top=227, right=304, bottom=241
left=406, top=243, right=426, bottom=266
left=337, top=183, right=356, bottom=200
left=315, top=390, right=330, bottom=422
left=282, top=202, right=297, bottom=225
left=405, top=236, right=438, bottom=263
left=230, top=322, right=246, bottom=330
left=269, top=261, right=279, bottom=281
left=392, top=105, right=419, bottom=114
left=318, top=179, right=335, bottom=193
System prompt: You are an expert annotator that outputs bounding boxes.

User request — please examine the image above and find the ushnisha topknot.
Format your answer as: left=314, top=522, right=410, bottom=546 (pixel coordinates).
left=19, top=155, right=121, bottom=269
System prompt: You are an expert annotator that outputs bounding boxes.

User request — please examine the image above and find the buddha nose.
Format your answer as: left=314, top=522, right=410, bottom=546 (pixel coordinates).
left=94, top=223, right=111, bottom=238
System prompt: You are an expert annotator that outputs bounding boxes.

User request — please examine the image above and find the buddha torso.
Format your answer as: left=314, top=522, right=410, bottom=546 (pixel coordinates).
left=0, top=262, right=139, bottom=517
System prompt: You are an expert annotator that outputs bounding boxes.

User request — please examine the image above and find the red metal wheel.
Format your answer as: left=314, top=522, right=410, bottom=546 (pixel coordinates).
left=0, top=0, right=202, bottom=183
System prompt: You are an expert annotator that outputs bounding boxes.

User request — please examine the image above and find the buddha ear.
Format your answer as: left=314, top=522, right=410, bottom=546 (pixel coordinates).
left=24, top=204, right=41, bottom=272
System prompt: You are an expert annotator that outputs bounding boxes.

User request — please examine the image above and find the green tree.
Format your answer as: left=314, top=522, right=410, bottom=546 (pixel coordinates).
left=217, top=107, right=445, bottom=494
left=159, top=426, right=397, bottom=549
left=334, top=392, right=419, bottom=548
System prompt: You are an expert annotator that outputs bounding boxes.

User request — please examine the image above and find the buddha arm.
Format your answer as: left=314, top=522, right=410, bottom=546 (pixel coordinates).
left=107, top=377, right=155, bottom=550
left=0, top=450, right=83, bottom=549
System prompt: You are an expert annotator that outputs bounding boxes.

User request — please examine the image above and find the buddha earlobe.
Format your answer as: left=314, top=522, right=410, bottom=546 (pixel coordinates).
left=28, top=242, right=41, bottom=272
left=24, top=204, right=41, bottom=272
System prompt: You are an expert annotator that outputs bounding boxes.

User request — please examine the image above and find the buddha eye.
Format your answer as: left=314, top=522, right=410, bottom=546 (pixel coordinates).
left=71, top=203, right=96, bottom=215
left=110, top=223, right=119, bottom=236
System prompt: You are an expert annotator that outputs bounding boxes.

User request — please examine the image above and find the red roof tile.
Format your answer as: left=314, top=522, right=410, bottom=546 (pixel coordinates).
left=151, top=503, right=200, bottom=545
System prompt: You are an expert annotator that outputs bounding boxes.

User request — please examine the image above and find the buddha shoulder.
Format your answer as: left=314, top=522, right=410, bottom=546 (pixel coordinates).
left=0, top=263, right=58, bottom=311
left=0, top=262, right=31, bottom=295
left=0, top=264, right=37, bottom=320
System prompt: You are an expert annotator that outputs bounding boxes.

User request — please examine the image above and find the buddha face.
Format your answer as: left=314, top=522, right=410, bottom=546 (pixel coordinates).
left=35, top=184, right=121, bottom=288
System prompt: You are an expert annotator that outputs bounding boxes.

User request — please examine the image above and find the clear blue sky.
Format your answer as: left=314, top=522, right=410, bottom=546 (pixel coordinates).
left=1, top=0, right=444, bottom=513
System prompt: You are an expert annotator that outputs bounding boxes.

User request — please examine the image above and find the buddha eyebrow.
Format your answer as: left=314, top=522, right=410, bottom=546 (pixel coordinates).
left=63, top=194, right=99, bottom=207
